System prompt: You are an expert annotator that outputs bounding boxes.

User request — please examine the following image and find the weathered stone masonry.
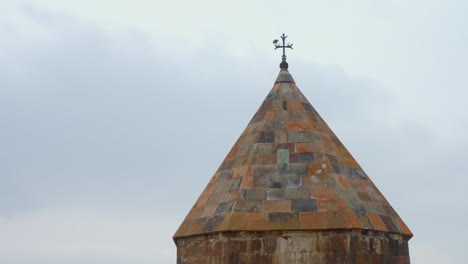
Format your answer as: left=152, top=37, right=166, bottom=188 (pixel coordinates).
left=177, top=231, right=410, bottom=264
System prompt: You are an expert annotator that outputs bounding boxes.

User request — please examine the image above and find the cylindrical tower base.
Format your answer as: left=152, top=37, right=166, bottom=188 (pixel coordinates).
left=175, top=230, right=410, bottom=264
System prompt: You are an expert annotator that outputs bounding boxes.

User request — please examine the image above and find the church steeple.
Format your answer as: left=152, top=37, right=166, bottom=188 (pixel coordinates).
left=174, top=35, right=412, bottom=263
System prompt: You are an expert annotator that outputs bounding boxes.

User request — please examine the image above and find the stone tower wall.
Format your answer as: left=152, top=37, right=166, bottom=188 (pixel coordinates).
left=175, top=230, right=410, bottom=264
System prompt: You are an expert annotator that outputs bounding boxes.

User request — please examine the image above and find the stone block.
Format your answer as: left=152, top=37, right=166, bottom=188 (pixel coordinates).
left=200, top=215, right=225, bottom=233
left=264, top=200, right=292, bottom=212
left=267, top=189, right=284, bottom=200
left=234, top=200, right=263, bottom=213
left=253, top=164, right=276, bottom=177
left=278, top=163, right=308, bottom=175
left=243, top=189, right=267, bottom=200
left=277, top=149, right=289, bottom=163
left=230, top=177, right=243, bottom=191
left=300, top=212, right=328, bottom=229
left=286, top=121, right=314, bottom=131
left=257, top=131, right=275, bottom=143
left=253, top=174, right=271, bottom=188
left=299, top=152, right=315, bottom=162
left=292, top=199, right=317, bottom=212
left=217, top=170, right=232, bottom=181
left=285, top=188, right=310, bottom=199
left=268, top=212, right=300, bottom=229
left=214, top=201, right=235, bottom=215
left=253, top=143, right=275, bottom=155
left=263, top=237, right=277, bottom=253
left=287, top=131, right=322, bottom=143
left=263, top=120, right=285, bottom=131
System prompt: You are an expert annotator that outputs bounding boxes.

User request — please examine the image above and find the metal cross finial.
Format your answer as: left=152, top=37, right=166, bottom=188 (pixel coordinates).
left=273, top=33, right=293, bottom=69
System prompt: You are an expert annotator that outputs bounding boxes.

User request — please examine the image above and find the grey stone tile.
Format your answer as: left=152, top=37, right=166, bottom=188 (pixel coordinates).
left=263, top=120, right=285, bottom=131
left=266, top=90, right=279, bottom=100
left=285, top=188, right=310, bottom=199
left=268, top=212, right=299, bottom=223
left=277, top=149, right=289, bottom=163
left=201, top=215, right=225, bottom=233
left=292, top=199, right=317, bottom=212
left=253, top=174, right=271, bottom=188
left=243, top=189, right=267, bottom=200
left=257, top=131, right=275, bottom=143
left=253, top=165, right=276, bottom=177
left=287, top=131, right=322, bottom=143
left=267, top=189, right=284, bottom=200
left=278, top=163, right=308, bottom=175
left=217, top=170, right=232, bottom=181
left=253, top=143, right=275, bottom=155
left=214, top=201, right=235, bottom=215
left=299, top=153, right=315, bottom=162
left=230, top=178, right=243, bottom=192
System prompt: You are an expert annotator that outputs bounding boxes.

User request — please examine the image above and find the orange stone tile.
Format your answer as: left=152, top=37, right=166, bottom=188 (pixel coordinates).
left=308, top=162, right=334, bottom=175
left=264, top=111, right=275, bottom=120
left=300, top=212, right=327, bottom=229
left=336, top=175, right=352, bottom=189
left=295, top=143, right=314, bottom=153
left=240, top=175, right=254, bottom=189
left=275, top=131, right=287, bottom=143
left=302, top=175, right=320, bottom=188
left=200, top=204, right=218, bottom=217
left=202, top=182, right=217, bottom=195
left=232, top=165, right=252, bottom=179
left=225, top=145, right=239, bottom=161
left=395, top=217, right=413, bottom=236
left=186, top=219, right=206, bottom=235
left=310, top=188, right=337, bottom=200
left=218, top=213, right=233, bottom=231
left=286, top=121, right=314, bottom=131
left=239, top=132, right=260, bottom=145
left=270, top=100, right=283, bottom=110
left=357, top=179, right=375, bottom=193
left=233, top=156, right=251, bottom=168
left=367, top=213, right=388, bottom=232
left=290, top=84, right=300, bottom=92
left=229, top=213, right=249, bottom=230
left=317, top=198, right=348, bottom=212
left=227, top=190, right=241, bottom=201
left=194, top=193, right=210, bottom=208
left=286, top=100, right=305, bottom=110
left=264, top=200, right=292, bottom=212
left=247, top=213, right=268, bottom=230
left=185, top=207, right=204, bottom=220
left=272, top=83, right=282, bottom=91
left=274, top=143, right=295, bottom=152
left=173, top=222, right=192, bottom=238
left=321, top=135, right=338, bottom=154
left=342, top=156, right=360, bottom=168
left=326, top=211, right=346, bottom=229
left=345, top=210, right=363, bottom=229
left=357, top=191, right=372, bottom=202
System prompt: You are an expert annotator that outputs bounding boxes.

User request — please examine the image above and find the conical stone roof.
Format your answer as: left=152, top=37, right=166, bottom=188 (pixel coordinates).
left=174, top=68, right=412, bottom=239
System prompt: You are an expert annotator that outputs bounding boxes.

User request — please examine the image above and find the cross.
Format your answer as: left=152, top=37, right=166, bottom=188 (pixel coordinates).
left=273, top=33, right=293, bottom=69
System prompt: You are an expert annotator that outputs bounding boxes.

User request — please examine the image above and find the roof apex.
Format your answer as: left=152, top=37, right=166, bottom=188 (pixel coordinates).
left=275, top=68, right=295, bottom=84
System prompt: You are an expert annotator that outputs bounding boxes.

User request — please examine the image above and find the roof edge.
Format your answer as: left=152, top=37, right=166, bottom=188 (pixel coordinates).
left=173, top=227, right=413, bottom=242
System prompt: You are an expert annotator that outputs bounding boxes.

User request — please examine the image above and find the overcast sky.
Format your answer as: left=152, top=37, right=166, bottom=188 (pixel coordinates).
left=1, top=1, right=467, bottom=263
